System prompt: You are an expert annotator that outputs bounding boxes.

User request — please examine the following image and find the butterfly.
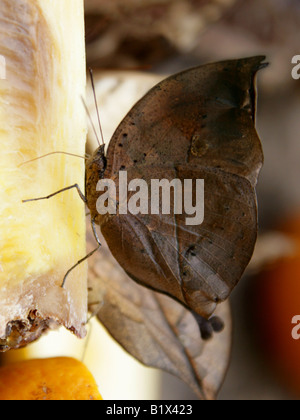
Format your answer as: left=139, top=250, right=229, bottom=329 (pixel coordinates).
left=85, top=56, right=266, bottom=322
left=24, top=56, right=266, bottom=328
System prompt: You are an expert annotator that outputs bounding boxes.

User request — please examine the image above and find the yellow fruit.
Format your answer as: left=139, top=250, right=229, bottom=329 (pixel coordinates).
left=0, top=357, right=102, bottom=400
left=0, top=0, right=87, bottom=350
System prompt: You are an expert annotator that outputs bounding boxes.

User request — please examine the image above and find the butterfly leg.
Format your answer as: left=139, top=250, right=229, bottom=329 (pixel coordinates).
left=22, top=183, right=87, bottom=204
left=23, top=186, right=102, bottom=288
left=91, top=217, right=102, bottom=247
left=61, top=246, right=100, bottom=288
left=193, top=312, right=225, bottom=340
left=61, top=218, right=101, bottom=288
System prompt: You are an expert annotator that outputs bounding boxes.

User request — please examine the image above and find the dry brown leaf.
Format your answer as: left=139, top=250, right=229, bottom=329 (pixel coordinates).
left=87, top=229, right=232, bottom=400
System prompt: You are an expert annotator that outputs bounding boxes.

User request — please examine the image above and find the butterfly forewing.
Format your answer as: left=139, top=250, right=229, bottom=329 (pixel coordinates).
left=105, top=57, right=265, bottom=183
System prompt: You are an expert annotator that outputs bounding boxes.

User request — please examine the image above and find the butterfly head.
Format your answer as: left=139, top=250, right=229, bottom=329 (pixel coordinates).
left=85, top=144, right=107, bottom=219
left=86, top=144, right=107, bottom=180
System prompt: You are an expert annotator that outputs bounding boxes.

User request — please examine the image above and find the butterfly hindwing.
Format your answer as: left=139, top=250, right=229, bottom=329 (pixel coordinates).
left=100, top=164, right=257, bottom=318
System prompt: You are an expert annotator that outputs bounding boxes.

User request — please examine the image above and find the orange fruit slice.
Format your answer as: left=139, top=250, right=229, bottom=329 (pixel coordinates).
left=0, top=357, right=102, bottom=401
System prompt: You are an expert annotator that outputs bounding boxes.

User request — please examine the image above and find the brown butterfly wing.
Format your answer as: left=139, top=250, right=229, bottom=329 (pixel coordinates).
left=98, top=57, right=265, bottom=318
left=100, top=164, right=257, bottom=318
left=105, top=57, right=265, bottom=185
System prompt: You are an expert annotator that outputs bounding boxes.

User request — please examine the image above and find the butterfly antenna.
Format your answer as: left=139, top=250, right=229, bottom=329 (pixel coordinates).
left=18, top=151, right=88, bottom=168
left=81, top=96, right=102, bottom=148
left=89, top=68, right=105, bottom=146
